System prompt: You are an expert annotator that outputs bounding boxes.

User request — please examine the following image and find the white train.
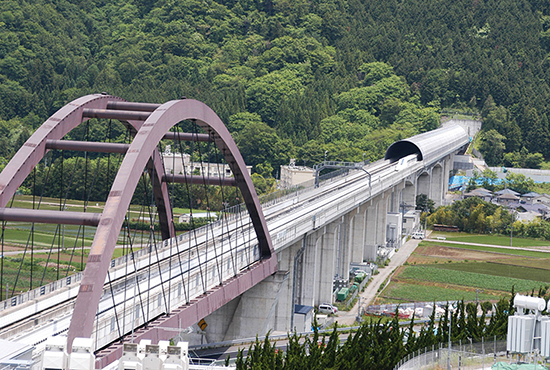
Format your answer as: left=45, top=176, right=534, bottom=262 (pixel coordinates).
left=394, top=154, right=419, bottom=171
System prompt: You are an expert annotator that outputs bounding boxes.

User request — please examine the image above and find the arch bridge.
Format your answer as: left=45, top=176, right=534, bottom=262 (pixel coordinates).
left=0, top=95, right=470, bottom=368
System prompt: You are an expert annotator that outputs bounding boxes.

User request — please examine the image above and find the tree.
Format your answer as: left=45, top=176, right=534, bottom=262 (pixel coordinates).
left=479, top=168, right=499, bottom=191
left=233, top=119, right=291, bottom=172
left=416, top=194, right=435, bottom=213
left=478, top=129, right=506, bottom=166
left=504, top=172, right=535, bottom=194
left=245, top=68, right=305, bottom=127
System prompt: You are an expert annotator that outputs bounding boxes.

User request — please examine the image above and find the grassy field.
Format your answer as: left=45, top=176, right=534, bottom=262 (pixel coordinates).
left=0, top=195, right=215, bottom=298
left=11, top=195, right=210, bottom=216
left=379, top=282, right=499, bottom=304
left=378, top=234, right=550, bottom=304
left=420, top=241, right=550, bottom=258
left=430, top=261, right=550, bottom=282
left=398, top=265, right=548, bottom=293
left=429, top=231, right=550, bottom=247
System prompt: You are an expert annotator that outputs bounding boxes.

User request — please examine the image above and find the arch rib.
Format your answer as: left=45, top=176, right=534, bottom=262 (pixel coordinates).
left=67, top=99, right=275, bottom=349
left=0, top=93, right=175, bottom=240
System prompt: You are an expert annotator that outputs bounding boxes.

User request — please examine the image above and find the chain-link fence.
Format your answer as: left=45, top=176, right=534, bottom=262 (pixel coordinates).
left=394, top=338, right=548, bottom=370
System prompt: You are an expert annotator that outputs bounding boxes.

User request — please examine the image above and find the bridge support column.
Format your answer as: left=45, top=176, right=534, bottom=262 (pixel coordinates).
left=417, top=171, right=431, bottom=201
left=375, top=192, right=390, bottom=247
left=350, top=209, right=365, bottom=264
left=300, top=230, right=324, bottom=307
left=316, top=223, right=338, bottom=305
left=203, top=270, right=289, bottom=343
left=432, top=164, right=444, bottom=207
left=273, top=239, right=305, bottom=333
left=402, top=179, right=416, bottom=208
left=364, top=198, right=379, bottom=262
left=443, top=154, right=453, bottom=202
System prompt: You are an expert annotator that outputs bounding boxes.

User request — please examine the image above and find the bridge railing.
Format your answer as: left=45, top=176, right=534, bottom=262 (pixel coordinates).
left=272, top=160, right=423, bottom=251
left=0, top=271, right=84, bottom=313
left=0, top=158, right=401, bottom=318
left=0, top=160, right=358, bottom=315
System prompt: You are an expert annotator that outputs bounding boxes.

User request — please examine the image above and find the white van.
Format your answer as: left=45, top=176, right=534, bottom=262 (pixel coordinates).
left=411, top=231, right=424, bottom=239
left=318, top=304, right=338, bottom=314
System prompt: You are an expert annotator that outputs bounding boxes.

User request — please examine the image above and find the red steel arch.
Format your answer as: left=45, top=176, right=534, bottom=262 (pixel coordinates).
left=66, top=98, right=276, bottom=351
left=0, top=93, right=175, bottom=239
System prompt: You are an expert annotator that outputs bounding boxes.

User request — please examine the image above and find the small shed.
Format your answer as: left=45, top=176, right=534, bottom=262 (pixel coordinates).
left=178, top=213, right=214, bottom=223
left=294, top=304, right=314, bottom=333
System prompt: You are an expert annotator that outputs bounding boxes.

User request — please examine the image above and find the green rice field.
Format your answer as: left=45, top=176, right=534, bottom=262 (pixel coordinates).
left=398, top=265, right=548, bottom=293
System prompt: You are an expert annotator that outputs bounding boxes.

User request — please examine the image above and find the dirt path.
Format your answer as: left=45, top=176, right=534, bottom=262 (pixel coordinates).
left=335, top=233, right=427, bottom=325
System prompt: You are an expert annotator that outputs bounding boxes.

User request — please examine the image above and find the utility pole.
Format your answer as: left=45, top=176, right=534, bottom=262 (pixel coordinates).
left=448, top=314, right=452, bottom=370
left=476, top=289, right=483, bottom=303
left=510, top=208, right=514, bottom=247
left=424, top=204, right=428, bottom=235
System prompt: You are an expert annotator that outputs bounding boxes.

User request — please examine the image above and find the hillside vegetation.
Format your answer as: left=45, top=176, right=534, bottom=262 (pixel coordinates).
left=2, top=0, right=550, bottom=174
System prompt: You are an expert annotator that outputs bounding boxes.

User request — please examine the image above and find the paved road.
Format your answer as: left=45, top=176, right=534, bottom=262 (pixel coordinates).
left=335, top=234, right=427, bottom=325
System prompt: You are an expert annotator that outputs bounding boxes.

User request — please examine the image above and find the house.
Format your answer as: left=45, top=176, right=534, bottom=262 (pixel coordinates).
left=463, top=187, right=493, bottom=202
left=521, top=192, right=541, bottom=205
left=497, top=192, right=520, bottom=205
left=494, top=188, right=520, bottom=197
left=509, top=202, right=550, bottom=221
left=536, top=193, right=550, bottom=205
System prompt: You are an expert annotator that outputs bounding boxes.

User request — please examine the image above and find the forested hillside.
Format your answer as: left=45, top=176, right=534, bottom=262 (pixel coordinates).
left=2, top=0, right=550, bottom=172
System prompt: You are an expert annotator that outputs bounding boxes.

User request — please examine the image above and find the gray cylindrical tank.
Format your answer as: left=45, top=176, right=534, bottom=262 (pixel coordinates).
left=514, top=294, right=546, bottom=311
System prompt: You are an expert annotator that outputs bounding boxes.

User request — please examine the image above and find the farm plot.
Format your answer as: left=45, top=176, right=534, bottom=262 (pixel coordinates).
left=428, top=232, right=550, bottom=247
left=420, top=241, right=550, bottom=258
left=398, top=265, right=547, bottom=293
left=430, top=262, right=550, bottom=283
left=379, top=282, right=498, bottom=304
left=379, top=236, right=550, bottom=304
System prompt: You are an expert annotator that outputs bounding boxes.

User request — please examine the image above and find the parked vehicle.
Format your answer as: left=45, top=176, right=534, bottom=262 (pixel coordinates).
left=411, top=231, right=424, bottom=239
left=318, top=303, right=338, bottom=314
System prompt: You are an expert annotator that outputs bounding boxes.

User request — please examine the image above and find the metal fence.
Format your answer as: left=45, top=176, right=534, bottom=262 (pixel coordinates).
left=394, top=338, right=549, bottom=370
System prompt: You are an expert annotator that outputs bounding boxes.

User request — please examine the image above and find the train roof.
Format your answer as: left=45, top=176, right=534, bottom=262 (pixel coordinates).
left=385, top=124, right=469, bottom=165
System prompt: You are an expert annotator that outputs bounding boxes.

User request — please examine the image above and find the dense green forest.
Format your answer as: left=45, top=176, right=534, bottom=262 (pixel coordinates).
left=2, top=0, right=550, bottom=176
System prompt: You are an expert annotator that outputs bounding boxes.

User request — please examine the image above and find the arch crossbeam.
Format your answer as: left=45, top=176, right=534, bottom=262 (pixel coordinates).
left=0, top=94, right=276, bottom=357
left=65, top=98, right=275, bottom=350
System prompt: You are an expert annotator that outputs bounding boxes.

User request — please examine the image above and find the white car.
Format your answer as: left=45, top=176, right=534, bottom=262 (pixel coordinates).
left=318, top=304, right=338, bottom=314
left=411, top=231, right=425, bottom=239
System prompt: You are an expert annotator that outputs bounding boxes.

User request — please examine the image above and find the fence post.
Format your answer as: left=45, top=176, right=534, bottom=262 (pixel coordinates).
left=493, top=335, right=497, bottom=365
left=482, top=336, right=485, bottom=370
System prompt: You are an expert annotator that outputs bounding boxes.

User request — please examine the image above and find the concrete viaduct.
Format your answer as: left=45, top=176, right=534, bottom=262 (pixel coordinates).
left=0, top=109, right=470, bottom=366
left=201, top=123, right=469, bottom=343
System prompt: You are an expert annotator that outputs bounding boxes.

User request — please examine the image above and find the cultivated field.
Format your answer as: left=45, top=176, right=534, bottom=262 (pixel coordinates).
left=377, top=233, right=550, bottom=304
